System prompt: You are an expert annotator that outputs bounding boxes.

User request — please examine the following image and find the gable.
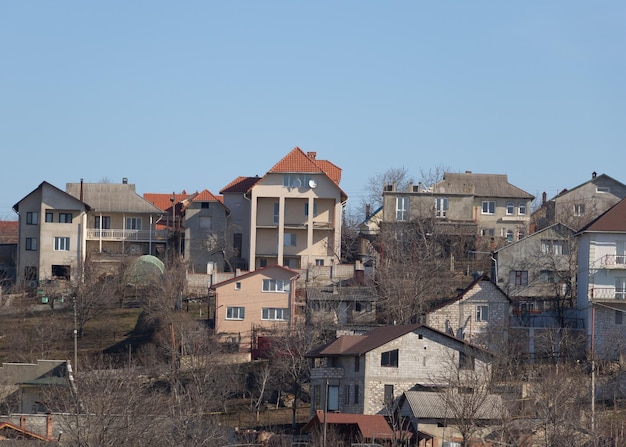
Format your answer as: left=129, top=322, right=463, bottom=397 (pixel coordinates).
left=67, top=182, right=163, bottom=214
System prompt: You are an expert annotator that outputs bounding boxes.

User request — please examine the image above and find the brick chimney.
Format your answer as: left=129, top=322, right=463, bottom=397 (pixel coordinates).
left=307, top=151, right=317, bottom=159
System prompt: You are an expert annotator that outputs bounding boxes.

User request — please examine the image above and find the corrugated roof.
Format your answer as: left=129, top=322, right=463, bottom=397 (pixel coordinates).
left=434, top=172, right=534, bottom=199
left=402, top=390, right=504, bottom=420
left=0, top=221, right=18, bottom=244
left=67, top=182, right=164, bottom=214
left=579, top=197, right=626, bottom=233
left=303, top=410, right=394, bottom=440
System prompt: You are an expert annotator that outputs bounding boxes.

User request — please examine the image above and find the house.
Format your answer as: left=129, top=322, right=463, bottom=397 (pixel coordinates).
left=306, top=284, right=378, bottom=328
left=209, top=264, right=300, bottom=352
left=493, top=223, right=578, bottom=327
left=576, top=197, right=626, bottom=360
left=423, top=274, right=510, bottom=351
left=307, top=323, right=493, bottom=416
left=13, top=179, right=166, bottom=287
left=381, top=172, right=534, bottom=273
left=0, top=220, right=18, bottom=286
left=221, top=147, right=347, bottom=271
left=301, top=410, right=395, bottom=445
left=145, top=189, right=231, bottom=273
left=532, top=172, right=626, bottom=232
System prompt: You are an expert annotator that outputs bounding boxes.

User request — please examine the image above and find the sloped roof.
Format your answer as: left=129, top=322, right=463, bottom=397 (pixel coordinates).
left=210, top=264, right=300, bottom=289
left=427, top=274, right=511, bottom=312
left=13, top=181, right=91, bottom=214
left=303, top=410, right=394, bottom=440
left=307, top=286, right=378, bottom=302
left=0, top=421, right=50, bottom=441
left=307, top=323, right=492, bottom=358
left=549, top=173, right=626, bottom=201
left=578, top=197, right=626, bottom=233
left=434, top=172, right=534, bottom=199
left=144, top=189, right=225, bottom=212
left=0, top=221, right=18, bottom=244
left=220, top=176, right=262, bottom=194
left=402, top=390, right=505, bottom=420
left=494, top=222, right=575, bottom=254
left=66, top=182, right=163, bottom=214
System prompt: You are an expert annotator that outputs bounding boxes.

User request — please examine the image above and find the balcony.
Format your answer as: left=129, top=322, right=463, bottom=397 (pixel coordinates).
left=310, top=367, right=344, bottom=380
left=86, top=229, right=168, bottom=242
left=590, top=287, right=626, bottom=300
left=600, top=255, right=626, bottom=269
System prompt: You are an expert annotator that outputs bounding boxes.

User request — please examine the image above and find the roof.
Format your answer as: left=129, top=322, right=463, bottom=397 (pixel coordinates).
left=433, top=172, right=534, bottom=199
left=220, top=176, right=262, bottom=194
left=303, top=410, right=394, bottom=440
left=306, top=286, right=378, bottom=302
left=0, top=421, right=50, bottom=441
left=144, top=189, right=225, bottom=212
left=549, top=173, right=626, bottom=201
left=578, top=197, right=626, bottom=233
left=210, top=264, right=300, bottom=289
left=13, top=181, right=91, bottom=214
left=427, top=274, right=510, bottom=312
left=66, top=182, right=163, bottom=214
left=307, top=323, right=492, bottom=358
left=0, top=221, right=18, bottom=244
left=401, top=390, right=505, bottom=420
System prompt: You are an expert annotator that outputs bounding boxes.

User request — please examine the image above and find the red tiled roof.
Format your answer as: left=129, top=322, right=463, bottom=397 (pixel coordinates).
left=581, top=197, right=626, bottom=232
left=315, top=159, right=342, bottom=184
left=143, top=192, right=193, bottom=211
left=0, top=221, right=18, bottom=244
left=268, top=147, right=343, bottom=185
left=304, top=410, right=394, bottom=440
left=220, top=176, right=262, bottom=194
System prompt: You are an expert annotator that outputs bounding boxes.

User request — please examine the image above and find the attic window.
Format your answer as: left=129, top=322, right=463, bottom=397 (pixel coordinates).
left=597, top=186, right=610, bottom=193
left=201, top=202, right=209, bottom=209
left=381, top=349, right=399, bottom=367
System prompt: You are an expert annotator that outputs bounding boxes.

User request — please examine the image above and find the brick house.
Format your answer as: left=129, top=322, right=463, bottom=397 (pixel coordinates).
left=307, top=323, right=493, bottom=416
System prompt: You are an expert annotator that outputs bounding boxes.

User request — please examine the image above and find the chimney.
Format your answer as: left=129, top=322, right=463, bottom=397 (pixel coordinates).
left=542, top=192, right=547, bottom=204
left=307, top=151, right=317, bottom=159
left=417, top=182, right=423, bottom=192
left=365, top=204, right=371, bottom=219
left=122, top=177, right=128, bottom=184
left=592, top=171, right=597, bottom=179
left=79, top=179, right=84, bottom=202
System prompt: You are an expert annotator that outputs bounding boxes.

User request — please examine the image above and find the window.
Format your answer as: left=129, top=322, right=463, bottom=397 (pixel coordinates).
left=518, top=229, right=525, bottom=240
left=344, top=385, right=350, bottom=405
left=518, top=202, right=527, bottom=215
left=616, top=310, right=623, bottom=325
left=304, top=202, right=318, bottom=217
left=233, top=233, right=243, bottom=257
left=354, top=356, right=360, bottom=372
left=615, top=278, right=626, bottom=299
left=235, top=282, right=241, bottom=290
left=26, top=212, right=38, bottom=225
left=481, top=228, right=495, bottom=237
left=327, top=385, right=339, bottom=411
left=435, top=197, right=448, bottom=218
left=482, top=201, right=495, bottom=215
left=459, top=351, right=475, bottom=370
left=262, top=279, right=290, bottom=292
left=126, top=217, right=142, bottom=230
left=574, top=204, right=585, bottom=217
left=381, top=349, right=399, bottom=367
left=353, top=384, right=360, bottom=404
left=313, top=385, right=321, bottom=409
left=506, top=229, right=514, bottom=242
left=510, top=270, right=528, bottom=286
left=384, top=384, right=394, bottom=405
left=226, top=306, right=245, bottom=320
left=273, top=202, right=280, bottom=224
left=259, top=258, right=268, bottom=268
left=262, top=307, right=288, bottom=321
left=315, top=259, right=324, bottom=266
left=52, top=265, right=70, bottom=280
left=506, top=202, right=515, bottom=215
left=541, top=270, right=556, bottom=283
left=54, top=237, right=70, bottom=251
left=95, top=216, right=111, bottom=229
left=597, top=186, right=610, bottom=193
left=396, top=197, right=408, bottom=221
left=476, top=305, right=489, bottom=322
left=25, top=238, right=37, bottom=251
left=541, top=239, right=568, bottom=255
left=45, top=212, right=54, bottom=223
left=201, top=202, right=210, bottom=209
left=59, top=213, right=73, bottom=223
left=284, top=233, right=296, bottom=246
left=283, top=258, right=298, bottom=268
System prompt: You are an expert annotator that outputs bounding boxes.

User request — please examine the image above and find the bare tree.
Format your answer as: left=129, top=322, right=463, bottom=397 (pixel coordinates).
left=362, top=167, right=414, bottom=211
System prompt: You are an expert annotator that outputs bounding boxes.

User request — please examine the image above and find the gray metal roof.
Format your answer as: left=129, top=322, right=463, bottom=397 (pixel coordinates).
left=434, top=172, right=534, bottom=199
left=66, top=182, right=164, bottom=214
left=306, top=286, right=378, bottom=302
left=402, top=390, right=504, bottom=420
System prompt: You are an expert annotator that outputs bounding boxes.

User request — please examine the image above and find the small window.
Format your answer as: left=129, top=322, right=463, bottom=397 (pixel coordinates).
left=435, top=197, right=448, bottom=218
left=482, top=201, right=495, bottom=215
left=262, top=279, right=290, bottom=292
left=304, top=202, right=318, bottom=217
left=54, top=237, right=70, bottom=251
left=26, top=212, right=39, bottom=225
left=201, top=202, right=210, bottom=209
left=476, top=305, right=489, bottom=322
left=284, top=233, right=296, bottom=247
left=235, top=282, right=241, bottom=290
left=506, top=229, right=514, bottom=242
left=315, top=259, right=324, bottom=266
left=396, top=197, right=408, bottom=221
left=25, top=238, right=38, bottom=251
left=45, top=212, right=54, bottom=223
left=459, top=351, right=475, bottom=370
left=506, top=202, right=515, bottom=215
left=381, top=349, right=399, bottom=367
left=353, top=384, right=360, bottom=404
left=273, top=202, right=280, bottom=224
left=259, top=258, right=268, bottom=268
left=52, top=265, right=70, bottom=280
left=518, top=202, right=527, bottom=215
left=510, top=270, right=528, bottom=286
left=262, top=307, right=288, bottom=321
left=344, top=385, right=350, bottom=405
left=354, top=356, right=360, bottom=372
left=574, top=204, right=585, bottom=217
left=384, top=384, right=394, bottom=405
left=597, top=186, right=610, bottom=193
left=226, top=306, right=245, bottom=320
left=59, top=213, right=73, bottom=223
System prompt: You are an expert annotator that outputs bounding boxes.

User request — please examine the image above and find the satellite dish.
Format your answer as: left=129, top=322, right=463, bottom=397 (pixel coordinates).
left=308, top=179, right=317, bottom=189
left=291, top=178, right=302, bottom=189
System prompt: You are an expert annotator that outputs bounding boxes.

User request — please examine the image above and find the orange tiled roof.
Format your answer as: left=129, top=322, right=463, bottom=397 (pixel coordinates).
left=144, top=192, right=193, bottom=211
left=220, top=176, right=262, bottom=194
left=193, top=189, right=223, bottom=203
left=0, top=221, right=18, bottom=244
left=268, top=147, right=325, bottom=175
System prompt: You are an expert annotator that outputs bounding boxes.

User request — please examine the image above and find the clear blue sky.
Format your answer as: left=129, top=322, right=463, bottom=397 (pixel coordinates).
left=2, top=1, right=625, bottom=219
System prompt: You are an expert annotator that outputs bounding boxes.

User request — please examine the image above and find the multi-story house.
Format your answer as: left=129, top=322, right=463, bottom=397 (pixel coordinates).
left=307, top=323, right=493, bottom=416
left=0, top=220, right=18, bottom=285
left=532, top=172, right=626, bottom=232
left=221, top=147, right=347, bottom=271
left=423, top=274, right=510, bottom=351
left=145, top=189, right=231, bottom=273
left=306, top=284, right=378, bottom=328
left=209, top=264, right=300, bottom=352
left=13, top=179, right=166, bottom=286
left=577, top=197, right=626, bottom=360
left=381, top=172, right=534, bottom=272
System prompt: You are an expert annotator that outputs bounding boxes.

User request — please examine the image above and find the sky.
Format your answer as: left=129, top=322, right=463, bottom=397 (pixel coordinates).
left=1, top=1, right=625, bottom=219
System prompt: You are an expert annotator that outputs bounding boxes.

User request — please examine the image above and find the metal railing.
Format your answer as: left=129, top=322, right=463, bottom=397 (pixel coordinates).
left=86, top=228, right=168, bottom=241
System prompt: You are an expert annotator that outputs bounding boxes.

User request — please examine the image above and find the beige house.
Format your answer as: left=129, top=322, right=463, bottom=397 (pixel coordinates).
left=13, top=179, right=166, bottom=286
left=307, top=323, right=493, bottom=416
left=221, top=147, right=347, bottom=271
left=209, top=265, right=300, bottom=352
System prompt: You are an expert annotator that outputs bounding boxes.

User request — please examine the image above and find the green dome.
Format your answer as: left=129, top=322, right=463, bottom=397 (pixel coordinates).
left=124, top=255, right=165, bottom=286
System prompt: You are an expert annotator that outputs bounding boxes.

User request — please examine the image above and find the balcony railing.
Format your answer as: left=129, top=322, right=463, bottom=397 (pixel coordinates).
left=86, top=229, right=169, bottom=241
left=600, top=255, right=626, bottom=268
left=590, top=287, right=626, bottom=300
